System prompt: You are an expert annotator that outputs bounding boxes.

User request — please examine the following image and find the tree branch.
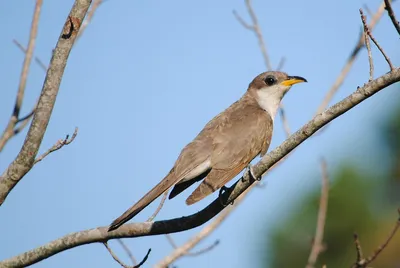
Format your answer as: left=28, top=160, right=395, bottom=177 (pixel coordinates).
left=0, top=0, right=42, bottom=152
left=0, top=0, right=92, bottom=206
left=33, top=128, right=78, bottom=165
left=103, top=242, right=150, bottom=268
left=316, top=1, right=386, bottom=114
left=233, top=0, right=272, bottom=71
left=306, top=159, right=329, bottom=268
left=360, top=9, right=374, bottom=82
left=76, top=0, right=103, bottom=41
left=2, top=69, right=399, bottom=268
left=147, top=191, right=168, bottom=222
left=117, top=239, right=137, bottom=266
left=361, top=9, right=394, bottom=71
left=384, top=0, right=400, bottom=35
left=13, top=39, right=47, bottom=72
left=352, top=209, right=400, bottom=267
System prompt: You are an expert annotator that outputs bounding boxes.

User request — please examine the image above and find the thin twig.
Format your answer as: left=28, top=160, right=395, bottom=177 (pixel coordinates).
left=186, top=240, right=219, bottom=256
left=147, top=191, right=168, bottom=222
left=34, top=128, right=78, bottom=164
left=165, top=234, right=219, bottom=257
left=384, top=0, right=400, bottom=35
left=103, top=242, right=150, bottom=268
left=276, top=57, right=290, bottom=137
left=276, top=57, right=286, bottom=71
left=13, top=39, right=47, bottom=71
left=364, top=208, right=400, bottom=264
left=352, top=209, right=400, bottom=267
left=316, top=1, right=386, bottom=115
left=77, top=0, right=103, bottom=41
left=233, top=0, right=272, bottom=70
left=363, top=4, right=373, bottom=17
left=232, top=10, right=253, bottom=30
left=0, top=0, right=42, bottom=152
left=360, top=9, right=374, bottom=81
left=361, top=9, right=394, bottom=71
left=117, top=240, right=137, bottom=266
left=353, top=234, right=364, bottom=266
left=279, top=103, right=291, bottom=137
left=306, top=159, right=329, bottom=268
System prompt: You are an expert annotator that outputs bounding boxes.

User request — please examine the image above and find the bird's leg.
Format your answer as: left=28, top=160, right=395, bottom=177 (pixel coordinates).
left=219, top=186, right=234, bottom=206
left=245, top=163, right=261, bottom=181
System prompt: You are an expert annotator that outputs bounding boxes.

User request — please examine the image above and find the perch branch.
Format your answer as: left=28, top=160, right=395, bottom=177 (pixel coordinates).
left=2, top=69, right=399, bottom=268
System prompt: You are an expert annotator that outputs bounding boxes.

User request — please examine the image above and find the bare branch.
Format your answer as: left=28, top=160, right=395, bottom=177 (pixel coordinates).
left=316, top=2, right=386, bottom=114
left=117, top=240, right=137, bottom=266
left=361, top=9, right=394, bottom=71
left=306, top=159, right=329, bottom=268
left=77, top=0, right=103, bottom=41
left=232, top=10, right=253, bottom=30
left=276, top=57, right=286, bottom=71
left=34, top=128, right=78, bottom=164
left=13, top=39, right=47, bottom=72
left=0, top=0, right=42, bottom=152
left=104, top=242, right=150, bottom=268
left=352, top=209, right=400, bottom=267
left=364, top=208, right=400, bottom=264
left=363, top=4, right=373, bottom=17
left=279, top=103, right=291, bottom=137
left=0, top=0, right=92, bottom=206
left=1, top=68, right=399, bottom=268
left=384, top=0, right=400, bottom=35
left=147, top=191, right=168, bottom=222
left=353, top=233, right=364, bottom=266
left=360, top=9, right=374, bottom=81
left=233, top=0, right=272, bottom=71
left=164, top=234, right=219, bottom=257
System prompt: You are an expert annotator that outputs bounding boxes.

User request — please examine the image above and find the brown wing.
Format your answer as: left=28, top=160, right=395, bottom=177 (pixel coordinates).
left=186, top=104, right=273, bottom=204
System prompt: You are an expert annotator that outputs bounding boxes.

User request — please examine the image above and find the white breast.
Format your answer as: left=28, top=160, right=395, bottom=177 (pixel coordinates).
left=256, top=85, right=287, bottom=120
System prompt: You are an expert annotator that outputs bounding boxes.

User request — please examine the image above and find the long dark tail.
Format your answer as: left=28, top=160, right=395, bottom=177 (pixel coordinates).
left=108, top=172, right=177, bottom=232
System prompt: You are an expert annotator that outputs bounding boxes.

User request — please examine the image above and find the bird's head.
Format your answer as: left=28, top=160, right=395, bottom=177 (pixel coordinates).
left=248, top=71, right=307, bottom=119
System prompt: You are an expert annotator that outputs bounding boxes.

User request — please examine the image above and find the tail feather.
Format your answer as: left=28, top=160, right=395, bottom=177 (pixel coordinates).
left=169, top=168, right=211, bottom=200
left=108, top=172, right=176, bottom=232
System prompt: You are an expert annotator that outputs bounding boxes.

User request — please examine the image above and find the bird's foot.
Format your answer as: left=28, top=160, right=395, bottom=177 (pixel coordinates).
left=219, top=186, right=233, bottom=206
left=245, top=164, right=261, bottom=181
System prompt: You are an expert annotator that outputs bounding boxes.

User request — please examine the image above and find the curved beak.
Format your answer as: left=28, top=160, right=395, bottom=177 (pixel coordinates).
left=280, top=76, right=307, bottom=87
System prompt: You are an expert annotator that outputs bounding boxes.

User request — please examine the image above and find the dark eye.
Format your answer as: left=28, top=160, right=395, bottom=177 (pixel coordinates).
left=264, top=76, right=276, bottom=86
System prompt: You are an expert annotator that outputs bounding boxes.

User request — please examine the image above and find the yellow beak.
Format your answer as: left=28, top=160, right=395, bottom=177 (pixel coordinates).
left=280, top=76, right=307, bottom=87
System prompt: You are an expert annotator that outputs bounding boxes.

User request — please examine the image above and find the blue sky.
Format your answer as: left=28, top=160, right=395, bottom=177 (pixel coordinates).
left=0, top=0, right=399, bottom=267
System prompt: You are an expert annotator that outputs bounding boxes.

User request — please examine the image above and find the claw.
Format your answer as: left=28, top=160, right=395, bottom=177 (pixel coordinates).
left=219, top=186, right=230, bottom=206
left=246, top=164, right=261, bottom=181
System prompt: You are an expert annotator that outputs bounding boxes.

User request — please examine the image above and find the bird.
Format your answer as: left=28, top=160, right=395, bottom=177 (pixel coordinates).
left=108, top=71, right=307, bottom=231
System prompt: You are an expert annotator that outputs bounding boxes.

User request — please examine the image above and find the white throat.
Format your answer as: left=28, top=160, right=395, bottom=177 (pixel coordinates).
left=255, top=85, right=289, bottom=120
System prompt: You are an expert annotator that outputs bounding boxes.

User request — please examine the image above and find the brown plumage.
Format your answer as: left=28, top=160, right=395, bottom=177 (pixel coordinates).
left=108, top=71, right=306, bottom=231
